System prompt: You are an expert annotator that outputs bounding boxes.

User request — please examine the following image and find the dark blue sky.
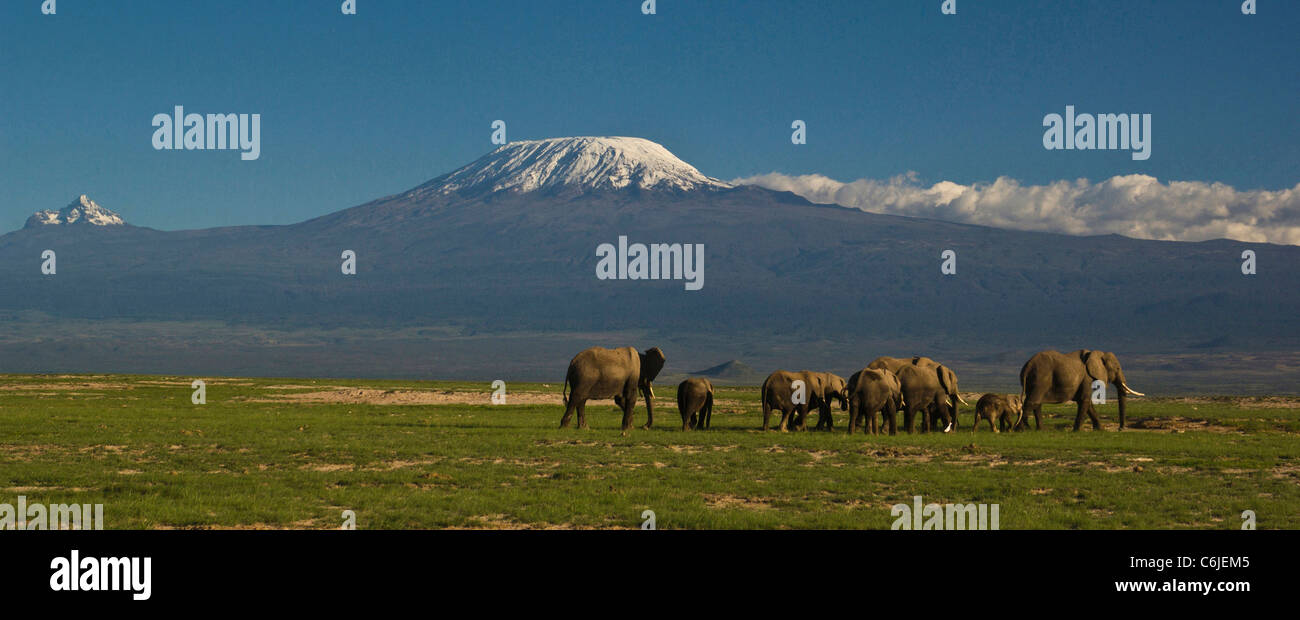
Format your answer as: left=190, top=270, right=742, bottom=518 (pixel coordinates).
left=1, top=0, right=1295, bottom=231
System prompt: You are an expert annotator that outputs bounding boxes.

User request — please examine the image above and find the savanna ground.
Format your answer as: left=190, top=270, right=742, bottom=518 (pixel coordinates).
left=1, top=374, right=1297, bottom=529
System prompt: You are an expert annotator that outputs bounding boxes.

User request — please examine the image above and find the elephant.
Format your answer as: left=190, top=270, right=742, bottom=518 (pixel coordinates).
left=560, top=346, right=665, bottom=432
left=895, top=364, right=954, bottom=433
left=805, top=372, right=849, bottom=431
left=760, top=370, right=843, bottom=432
left=972, top=393, right=1023, bottom=433
left=845, top=368, right=902, bottom=435
left=1017, top=349, right=1143, bottom=431
left=676, top=377, right=714, bottom=431
left=867, top=356, right=968, bottom=429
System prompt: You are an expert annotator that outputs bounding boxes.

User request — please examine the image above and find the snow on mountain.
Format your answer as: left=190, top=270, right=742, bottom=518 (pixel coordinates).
left=423, top=137, right=733, bottom=195
left=25, top=195, right=126, bottom=228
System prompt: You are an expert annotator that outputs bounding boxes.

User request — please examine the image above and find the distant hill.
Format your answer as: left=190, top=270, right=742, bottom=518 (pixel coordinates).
left=1, top=137, right=1296, bottom=390
left=690, top=360, right=763, bottom=384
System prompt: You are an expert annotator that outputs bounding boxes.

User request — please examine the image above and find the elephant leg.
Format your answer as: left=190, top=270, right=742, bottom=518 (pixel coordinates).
left=920, top=404, right=931, bottom=433
left=641, top=388, right=654, bottom=430
left=1030, top=404, right=1042, bottom=431
left=681, top=407, right=692, bottom=432
left=847, top=400, right=858, bottom=434
left=777, top=407, right=790, bottom=432
left=620, top=394, right=636, bottom=432
left=560, top=400, right=577, bottom=428
left=576, top=402, right=590, bottom=430
left=1072, top=400, right=1088, bottom=432
left=762, top=400, right=772, bottom=431
left=1087, top=401, right=1102, bottom=430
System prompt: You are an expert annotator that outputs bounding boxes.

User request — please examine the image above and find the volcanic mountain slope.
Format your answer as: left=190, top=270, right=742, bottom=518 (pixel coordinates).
left=0, top=137, right=1296, bottom=379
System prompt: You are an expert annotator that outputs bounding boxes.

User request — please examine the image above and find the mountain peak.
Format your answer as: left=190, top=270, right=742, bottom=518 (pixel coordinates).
left=424, top=137, right=733, bottom=196
left=25, top=195, right=127, bottom=229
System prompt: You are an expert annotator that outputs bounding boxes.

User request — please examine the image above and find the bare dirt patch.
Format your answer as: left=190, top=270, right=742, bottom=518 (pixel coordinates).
left=1126, top=417, right=1241, bottom=433
left=446, top=514, right=599, bottom=530
left=245, top=388, right=562, bottom=406
left=703, top=493, right=774, bottom=511
left=1170, top=396, right=1300, bottom=410
left=0, top=382, right=130, bottom=391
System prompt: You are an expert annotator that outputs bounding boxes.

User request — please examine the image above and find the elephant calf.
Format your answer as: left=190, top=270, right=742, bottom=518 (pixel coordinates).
left=972, top=393, right=1023, bottom=433
left=845, top=368, right=902, bottom=435
left=676, top=378, right=714, bottom=431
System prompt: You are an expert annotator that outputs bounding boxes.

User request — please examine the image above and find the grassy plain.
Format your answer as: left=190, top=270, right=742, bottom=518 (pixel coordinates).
left=0, top=374, right=1296, bottom=529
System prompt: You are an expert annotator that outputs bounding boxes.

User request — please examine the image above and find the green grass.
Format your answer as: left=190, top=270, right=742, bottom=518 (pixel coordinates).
left=0, top=374, right=1296, bottom=529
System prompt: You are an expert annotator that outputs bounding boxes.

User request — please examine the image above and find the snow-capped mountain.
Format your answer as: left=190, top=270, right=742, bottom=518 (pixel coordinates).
left=25, top=195, right=127, bottom=228
left=420, top=137, right=733, bottom=195
left=0, top=137, right=1295, bottom=385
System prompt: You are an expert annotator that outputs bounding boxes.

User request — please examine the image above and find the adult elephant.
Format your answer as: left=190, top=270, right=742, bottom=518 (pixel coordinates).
left=868, top=356, right=968, bottom=428
left=676, top=377, right=714, bottom=431
left=806, top=372, right=849, bottom=431
left=895, top=364, right=954, bottom=433
left=560, top=346, right=666, bottom=432
left=760, top=370, right=842, bottom=432
left=1017, top=349, right=1143, bottom=431
left=845, top=368, right=902, bottom=435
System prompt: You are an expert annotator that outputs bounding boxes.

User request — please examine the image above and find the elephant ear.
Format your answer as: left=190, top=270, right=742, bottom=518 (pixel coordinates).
left=935, top=365, right=954, bottom=395
left=1082, top=350, right=1107, bottom=381
left=639, top=347, right=666, bottom=387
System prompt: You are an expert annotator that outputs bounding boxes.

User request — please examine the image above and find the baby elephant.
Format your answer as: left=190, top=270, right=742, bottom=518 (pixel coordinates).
left=676, top=378, right=715, bottom=431
left=972, top=393, right=1024, bottom=433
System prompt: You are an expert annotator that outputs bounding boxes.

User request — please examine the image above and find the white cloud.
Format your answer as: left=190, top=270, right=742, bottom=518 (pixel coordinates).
left=733, top=172, right=1300, bottom=245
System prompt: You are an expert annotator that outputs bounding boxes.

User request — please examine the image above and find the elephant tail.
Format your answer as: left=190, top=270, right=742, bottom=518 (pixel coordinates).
left=562, top=373, right=570, bottom=407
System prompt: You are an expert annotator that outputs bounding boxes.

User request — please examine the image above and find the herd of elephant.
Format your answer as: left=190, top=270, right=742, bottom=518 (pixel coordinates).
left=559, top=346, right=1144, bottom=434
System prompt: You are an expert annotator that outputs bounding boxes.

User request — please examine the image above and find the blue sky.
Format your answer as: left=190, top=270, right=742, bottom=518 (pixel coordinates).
left=1, top=0, right=1296, bottom=232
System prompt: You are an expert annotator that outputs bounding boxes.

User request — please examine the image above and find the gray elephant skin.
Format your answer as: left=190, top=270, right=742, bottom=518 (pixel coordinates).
left=1018, top=349, right=1144, bottom=431
left=561, top=346, right=666, bottom=432
left=676, top=377, right=714, bottom=431
left=759, top=370, right=847, bottom=432
left=806, top=371, right=849, bottom=431
left=894, top=364, right=957, bottom=433
left=972, top=393, right=1023, bottom=433
left=845, top=368, right=903, bottom=435
left=867, top=356, right=967, bottom=429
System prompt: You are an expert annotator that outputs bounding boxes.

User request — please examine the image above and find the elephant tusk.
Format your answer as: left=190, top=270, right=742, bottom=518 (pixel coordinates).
left=956, top=393, right=970, bottom=406
left=943, top=422, right=953, bottom=433
left=1121, top=382, right=1144, bottom=397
